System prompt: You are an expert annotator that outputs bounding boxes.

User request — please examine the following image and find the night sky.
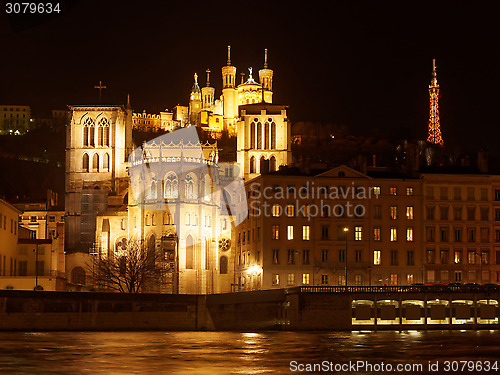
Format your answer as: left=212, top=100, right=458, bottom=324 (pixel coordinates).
left=1, top=1, right=499, bottom=153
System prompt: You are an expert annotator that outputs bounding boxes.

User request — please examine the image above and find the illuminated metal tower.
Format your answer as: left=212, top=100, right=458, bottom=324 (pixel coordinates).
left=426, top=59, right=444, bottom=146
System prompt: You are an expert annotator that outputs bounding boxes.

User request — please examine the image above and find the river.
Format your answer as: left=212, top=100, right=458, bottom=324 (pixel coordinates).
left=1, top=330, right=499, bottom=374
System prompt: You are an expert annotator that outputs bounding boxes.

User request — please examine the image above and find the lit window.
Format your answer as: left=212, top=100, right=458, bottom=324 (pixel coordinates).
left=390, top=187, right=397, bottom=195
left=272, top=274, right=280, bottom=286
left=287, top=273, right=295, bottom=286
left=407, top=274, right=414, bottom=284
left=272, top=225, right=279, bottom=240
left=406, top=187, right=413, bottom=196
left=272, top=204, right=281, bottom=217
left=406, top=206, right=414, bottom=220
left=454, top=250, right=462, bottom=264
left=467, top=250, right=476, bottom=264
left=373, top=186, right=381, bottom=196
left=302, top=225, right=310, bottom=241
left=390, top=274, right=398, bottom=285
left=287, top=225, right=294, bottom=240
left=302, top=273, right=310, bottom=285
left=322, top=274, right=329, bottom=285
left=373, top=227, right=381, bottom=241
left=390, top=227, right=397, bottom=241
left=286, top=204, right=295, bottom=217
left=302, top=205, right=310, bottom=218
left=354, top=226, right=362, bottom=241
left=406, top=227, right=414, bottom=242
left=390, top=206, right=397, bottom=220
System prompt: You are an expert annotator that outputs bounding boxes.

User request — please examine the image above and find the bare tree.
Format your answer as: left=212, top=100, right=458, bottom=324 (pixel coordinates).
left=90, top=238, right=167, bottom=293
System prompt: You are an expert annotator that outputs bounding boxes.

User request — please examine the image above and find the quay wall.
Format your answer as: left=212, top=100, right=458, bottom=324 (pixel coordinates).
left=0, top=286, right=499, bottom=331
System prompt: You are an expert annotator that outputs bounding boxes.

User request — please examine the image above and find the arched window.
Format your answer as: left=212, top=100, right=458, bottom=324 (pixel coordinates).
left=264, top=122, right=270, bottom=149
left=71, top=267, right=86, bottom=285
left=99, top=117, right=110, bottom=146
left=220, top=256, right=228, bottom=274
left=186, top=235, right=194, bottom=269
left=185, top=213, right=190, bottom=226
left=83, top=117, right=94, bottom=147
left=150, top=180, right=157, bottom=200
left=185, top=174, right=197, bottom=199
left=92, top=153, right=99, bottom=172
left=249, top=156, right=256, bottom=174
left=98, top=126, right=103, bottom=146
left=257, top=122, right=262, bottom=149
left=271, top=122, right=276, bottom=149
left=89, top=123, right=95, bottom=147
left=270, top=155, right=277, bottom=172
left=260, top=156, right=268, bottom=174
left=83, top=126, right=89, bottom=147
left=82, top=153, right=89, bottom=172
left=250, top=121, right=256, bottom=149
left=103, top=153, right=110, bottom=171
left=163, top=172, right=178, bottom=199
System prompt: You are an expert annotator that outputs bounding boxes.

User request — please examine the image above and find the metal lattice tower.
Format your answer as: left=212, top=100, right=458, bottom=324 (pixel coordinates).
left=426, top=59, right=444, bottom=146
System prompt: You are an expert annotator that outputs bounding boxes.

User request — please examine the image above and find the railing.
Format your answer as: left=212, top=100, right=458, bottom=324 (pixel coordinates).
left=0, top=271, right=66, bottom=278
left=286, top=285, right=500, bottom=294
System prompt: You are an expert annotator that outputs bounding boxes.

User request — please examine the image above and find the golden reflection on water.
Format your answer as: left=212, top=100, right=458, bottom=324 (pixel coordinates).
left=0, top=331, right=498, bottom=374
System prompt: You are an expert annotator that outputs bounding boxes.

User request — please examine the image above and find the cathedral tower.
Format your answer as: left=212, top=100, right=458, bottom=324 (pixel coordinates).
left=189, top=73, right=202, bottom=125
left=221, top=46, right=238, bottom=131
left=237, top=103, right=291, bottom=180
left=65, top=103, right=132, bottom=253
left=258, top=49, right=273, bottom=103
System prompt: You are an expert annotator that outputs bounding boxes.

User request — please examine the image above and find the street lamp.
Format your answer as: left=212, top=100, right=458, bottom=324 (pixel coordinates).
left=344, top=227, right=349, bottom=287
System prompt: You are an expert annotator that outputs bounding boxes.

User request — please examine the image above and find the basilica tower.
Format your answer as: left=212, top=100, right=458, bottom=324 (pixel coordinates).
left=221, top=46, right=238, bottom=131
left=258, top=49, right=273, bottom=103
left=201, top=69, right=215, bottom=110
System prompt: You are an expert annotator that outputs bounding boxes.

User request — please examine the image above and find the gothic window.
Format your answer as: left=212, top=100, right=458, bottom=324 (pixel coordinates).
left=98, top=126, right=103, bottom=146
left=250, top=121, right=256, bottom=149
left=103, top=153, right=110, bottom=171
left=82, top=153, right=89, bottom=172
left=257, top=122, right=262, bottom=149
left=83, top=126, right=89, bottom=147
left=97, top=118, right=110, bottom=146
left=264, top=122, right=270, bottom=149
left=250, top=156, right=256, bottom=174
left=185, top=174, right=197, bottom=199
left=89, top=123, right=95, bottom=147
left=271, top=122, right=276, bottom=149
left=150, top=180, right=157, bottom=200
left=270, top=155, right=277, bottom=172
left=220, top=256, right=228, bottom=274
left=163, top=172, right=179, bottom=199
left=92, top=153, right=99, bottom=172
left=186, top=235, right=194, bottom=269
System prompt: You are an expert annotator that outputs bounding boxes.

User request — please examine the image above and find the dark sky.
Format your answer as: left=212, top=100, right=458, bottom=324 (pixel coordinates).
left=1, top=1, right=499, bottom=153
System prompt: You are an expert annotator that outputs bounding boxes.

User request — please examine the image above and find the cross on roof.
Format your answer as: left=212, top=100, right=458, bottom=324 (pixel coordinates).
left=94, top=81, right=107, bottom=102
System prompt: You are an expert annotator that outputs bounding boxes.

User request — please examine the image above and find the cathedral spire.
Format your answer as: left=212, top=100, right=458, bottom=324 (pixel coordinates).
left=126, top=93, right=131, bottom=110
left=227, top=45, right=231, bottom=66
left=264, top=48, right=268, bottom=69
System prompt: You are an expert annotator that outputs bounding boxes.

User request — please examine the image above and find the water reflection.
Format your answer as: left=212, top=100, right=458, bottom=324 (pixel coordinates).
left=0, top=331, right=499, bottom=374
